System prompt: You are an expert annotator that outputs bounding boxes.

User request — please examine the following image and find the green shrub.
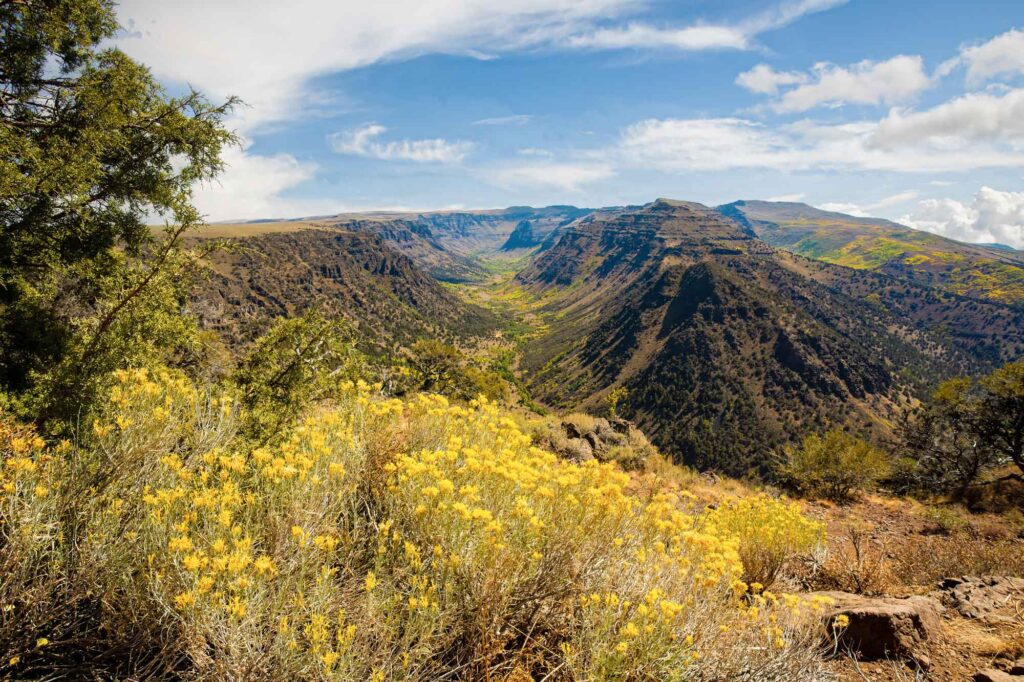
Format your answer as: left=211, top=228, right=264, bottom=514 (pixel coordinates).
left=782, top=430, right=889, bottom=502
left=231, top=310, right=367, bottom=441
left=922, top=505, right=969, bottom=535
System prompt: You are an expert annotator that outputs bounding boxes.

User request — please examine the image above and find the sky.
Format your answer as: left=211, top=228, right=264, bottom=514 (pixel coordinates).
left=115, top=0, right=1024, bottom=248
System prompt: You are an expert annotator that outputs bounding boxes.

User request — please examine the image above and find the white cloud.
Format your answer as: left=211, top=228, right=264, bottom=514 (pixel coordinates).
left=961, top=28, right=1024, bottom=85
left=114, top=0, right=849, bottom=218
left=869, top=88, right=1024, bottom=149
left=328, top=124, right=473, bottom=163
left=736, top=64, right=807, bottom=95
left=813, top=191, right=916, bottom=218
left=473, top=114, right=533, bottom=126
left=568, top=0, right=846, bottom=51
left=116, top=0, right=638, bottom=132
left=611, top=87, right=1024, bottom=173
left=617, top=118, right=788, bottom=171
left=818, top=202, right=870, bottom=217
left=766, top=193, right=806, bottom=202
left=900, top=186, right=1024, bottom=249
left=486, top=161, right=614, bottom=191
left=568, top=23, right=747, bottom=50
left=738, top=0, right=848, bottom=34
left=769, top=56, right=933, bottom=112
left=867, top=190, right=918, bottom=209
left=192, top=145, right=341, bottom=222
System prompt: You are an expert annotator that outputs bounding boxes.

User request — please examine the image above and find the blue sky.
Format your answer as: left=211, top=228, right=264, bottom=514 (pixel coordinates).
left=117, top=0, right=1024, bottom=247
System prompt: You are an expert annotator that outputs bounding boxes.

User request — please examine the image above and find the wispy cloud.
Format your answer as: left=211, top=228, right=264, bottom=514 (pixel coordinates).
left=486, top=161, right=614, bottom=192
left=568, top=0, right=847, bottom=52
left=329, top=124, right=474, bottom=163
left=473, top=114, right=532, bottom=126
left=819, top=191, right=919, bottom=218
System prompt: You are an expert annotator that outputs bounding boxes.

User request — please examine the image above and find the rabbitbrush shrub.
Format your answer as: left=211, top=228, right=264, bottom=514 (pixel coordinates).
left=1, top=369, right=830, bottom=680
left=706, top=493, right=825, bottom=589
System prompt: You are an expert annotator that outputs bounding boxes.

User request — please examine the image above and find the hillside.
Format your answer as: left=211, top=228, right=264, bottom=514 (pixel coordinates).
left=188, top=227, right=497, bottom=348
left=516, top=200, right=1024, bottom=475
left=721, top=200, right=1024, bottom=307
left=209, top=206, right=592, bottom=283
left=187, top=199, right=1024, bottom=474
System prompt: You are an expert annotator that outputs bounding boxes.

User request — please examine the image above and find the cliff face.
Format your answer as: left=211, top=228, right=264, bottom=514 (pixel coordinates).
left=517, top=200, right=1024, bottom=475
left=190, top=228, right=496, bottom=348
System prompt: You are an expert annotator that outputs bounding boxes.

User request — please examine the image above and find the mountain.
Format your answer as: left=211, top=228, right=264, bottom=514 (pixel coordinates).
left=191, top=199, right=1024, bottom=476
left=720, top=200, right=1024, bottom=307
left=500, top=220, right=539, bottom=250
left=516, top=199, right=1024, bottom=475
left=188, top=226, right=496, bottom=348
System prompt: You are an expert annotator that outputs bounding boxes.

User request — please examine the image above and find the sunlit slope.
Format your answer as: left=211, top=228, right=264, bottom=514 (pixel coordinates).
left=721, top=201, right=1024, bottom=306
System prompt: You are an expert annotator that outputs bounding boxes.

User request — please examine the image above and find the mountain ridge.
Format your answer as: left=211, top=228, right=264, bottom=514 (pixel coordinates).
left=720, top=200, right=1024, bottom=306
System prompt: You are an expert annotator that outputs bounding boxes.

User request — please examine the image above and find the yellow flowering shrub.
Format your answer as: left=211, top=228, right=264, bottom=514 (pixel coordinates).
left=0, top=370, right=829, bottom=679
left=706, top=493, right=825, bottom=588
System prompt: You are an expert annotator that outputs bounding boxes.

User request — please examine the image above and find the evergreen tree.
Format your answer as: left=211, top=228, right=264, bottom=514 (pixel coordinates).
left=1, top=0, right=237, bottom=426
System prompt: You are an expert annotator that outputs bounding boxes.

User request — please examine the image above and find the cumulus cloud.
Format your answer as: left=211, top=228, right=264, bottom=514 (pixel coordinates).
left=568, top=0, right=846, bottom=51
left=900, top=187, right=1024, bottom=249
left=813, top=191, right=917, bottom=218
left=818, top=202, right=870, bottom=217
left=486, top=161, right=614, bottom=191
left=328, top=124, right=473, bottom=163
left=961, top=28, right=1024, bottom=85
left=611, top=84, right=1024, bottom=173
left=762, top=55, right=933, bottom=112
left=192, top=145, right=341, bottom=222
left=735, top=64, right=807, bottom=95
left=869, top=88, right=1024, bottom=149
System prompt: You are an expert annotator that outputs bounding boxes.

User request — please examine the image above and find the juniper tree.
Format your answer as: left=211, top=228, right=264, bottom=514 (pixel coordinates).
left=0, top=0, right=237, bottom=426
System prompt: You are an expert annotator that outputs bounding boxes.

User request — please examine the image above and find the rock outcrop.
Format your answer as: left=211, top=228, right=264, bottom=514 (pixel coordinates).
left=547, top=416, right=656, bottom=470
left=814, top=591, right=943, bottom=665
left=974, top=669, right=1022, bottom=681
left=936, top=576, right=1024, bottom=625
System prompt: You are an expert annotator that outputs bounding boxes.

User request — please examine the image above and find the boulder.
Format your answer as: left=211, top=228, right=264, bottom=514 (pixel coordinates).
left=936, top=576, right=1024, bottom=624
left=814, top=591, right=943, bottom=664
left=974, top=669, right=1018, bottom=682
left=551, top=416, right=654, bottom=469
left=562, top=438, right=594, bottom=463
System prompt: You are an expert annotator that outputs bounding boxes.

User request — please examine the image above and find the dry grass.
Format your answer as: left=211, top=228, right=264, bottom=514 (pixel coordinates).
left=811, top=524, right=896, bottom=596
left=184, top=221, right=318, bottom=239
left=893, top=533, right=1024, bottom=586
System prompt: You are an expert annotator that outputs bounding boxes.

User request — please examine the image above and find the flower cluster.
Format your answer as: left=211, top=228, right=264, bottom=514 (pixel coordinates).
left=1, top=371, right=829, bottom=679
